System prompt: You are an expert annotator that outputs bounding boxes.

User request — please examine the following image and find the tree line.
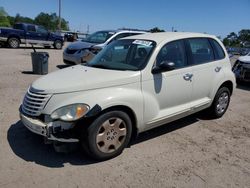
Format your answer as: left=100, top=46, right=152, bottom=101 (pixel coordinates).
left=223, top=30, right=250, bottom=48
left=0, top=7, right=69, bottom=31
left=0, top=6, right=249, bottom=47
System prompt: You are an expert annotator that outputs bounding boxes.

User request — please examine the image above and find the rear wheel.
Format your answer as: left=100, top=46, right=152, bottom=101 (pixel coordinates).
left=54, top=40, right=62, bottom=49
left=81, top=111, right=132, bottom=160
left=8, top=37, right=20, bottom=48
left=208, top=87, right=231, bottom=118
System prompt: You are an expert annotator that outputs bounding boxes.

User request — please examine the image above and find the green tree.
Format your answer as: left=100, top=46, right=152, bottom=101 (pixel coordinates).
left=238, top=29, right=250, bottom=43
left=0, top=7, right=10, bottom=27
left=150, top=27, right=165, bottom=33
left=12, top=13, right=34, bottom=24
left=34, top=12, right=69, bottom=31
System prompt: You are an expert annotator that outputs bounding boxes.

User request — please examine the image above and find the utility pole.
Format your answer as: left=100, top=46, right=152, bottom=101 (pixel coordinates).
left=58, top=0, right=61, bottom=31
left=87, top=25, right=90, bottom=34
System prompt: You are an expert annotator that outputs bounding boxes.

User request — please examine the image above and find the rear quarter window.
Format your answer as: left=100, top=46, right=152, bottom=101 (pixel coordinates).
left=209, top=39, right=225, bottom=60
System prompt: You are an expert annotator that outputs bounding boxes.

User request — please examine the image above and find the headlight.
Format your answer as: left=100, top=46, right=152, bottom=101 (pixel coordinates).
left=51, top=104, right=89, bottom=121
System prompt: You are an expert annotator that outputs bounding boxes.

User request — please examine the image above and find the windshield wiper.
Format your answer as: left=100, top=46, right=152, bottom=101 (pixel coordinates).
left=88, top=64, right=110, bottom=69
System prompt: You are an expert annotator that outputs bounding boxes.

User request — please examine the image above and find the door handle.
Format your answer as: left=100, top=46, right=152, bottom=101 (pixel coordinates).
left=183, top=73, right=193, bottom=81
left=215, top=66, right=222, bottom=72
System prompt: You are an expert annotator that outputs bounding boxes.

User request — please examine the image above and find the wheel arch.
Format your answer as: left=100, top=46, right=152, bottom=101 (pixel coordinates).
left=98, top=105, right=139, bottom=141
left=218, top=80, right=234, bottom=96
left=8, top=35, right=21, bottom=42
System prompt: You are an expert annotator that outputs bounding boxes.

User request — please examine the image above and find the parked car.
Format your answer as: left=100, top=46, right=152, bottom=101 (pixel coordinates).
left=64, top=32, right=78, bottom=42
left=20, top=32, right=235, bottom=160
left=63, top=30, right=147, bottom=64
left=0, top=23, right=64, bottom=49
left=232, top=52, right=250, bottom=83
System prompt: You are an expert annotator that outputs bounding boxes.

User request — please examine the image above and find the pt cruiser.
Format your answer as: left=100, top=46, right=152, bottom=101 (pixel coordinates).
left=20, top=32, right=236, bottom=160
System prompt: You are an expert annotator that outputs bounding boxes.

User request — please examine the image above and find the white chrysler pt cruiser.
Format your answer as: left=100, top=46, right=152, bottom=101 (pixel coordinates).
left=20, top=32, right=236, bottom=160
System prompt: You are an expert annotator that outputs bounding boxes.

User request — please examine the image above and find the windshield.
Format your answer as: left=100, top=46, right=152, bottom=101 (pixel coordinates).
left=86, top=39, right=156, bottom=71
left=82, top=31, right=115, bottom=44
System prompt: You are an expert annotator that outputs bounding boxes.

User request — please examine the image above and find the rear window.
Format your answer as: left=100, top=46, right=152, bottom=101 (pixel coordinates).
left=13, top=24, right=23, bottom=30
left=187, top=38, right=214, bottom=65
left=27, top=25, right=36, bottom=32
left=209, top=39, right=225, bottom=60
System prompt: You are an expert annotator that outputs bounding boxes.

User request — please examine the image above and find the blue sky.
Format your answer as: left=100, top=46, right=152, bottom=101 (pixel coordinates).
left=1, top=0, right=250, bottom=37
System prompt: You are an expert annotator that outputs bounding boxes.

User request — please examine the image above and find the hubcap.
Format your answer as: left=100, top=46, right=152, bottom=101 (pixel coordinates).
left=96, top=117, right=127, bottom=153
left=216, top=92, right=229, bottom=114
left=55, top=42, right=61, bottom=49
left=10, top=39, right=18, bottom=48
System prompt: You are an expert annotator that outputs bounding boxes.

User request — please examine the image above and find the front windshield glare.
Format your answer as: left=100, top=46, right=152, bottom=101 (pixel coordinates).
left=86, top=39, right=156, bottom=71
left=82, top=31, right=114, bottom=44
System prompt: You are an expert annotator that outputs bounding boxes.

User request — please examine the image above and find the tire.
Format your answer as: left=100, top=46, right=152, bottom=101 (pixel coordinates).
left=81, top=111, right=132, bottom=160
left=8, top=37, right=20, bottom=48
left=54, top=40, right=62, bottom=49
left=208, top=87, right=231, bottom=118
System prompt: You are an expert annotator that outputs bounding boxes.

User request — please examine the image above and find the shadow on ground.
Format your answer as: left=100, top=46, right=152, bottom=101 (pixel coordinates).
left=7, top=121, right=95, bottom=168
left=8, top=114, right=201, bottom=167
left=133, top=114, right=199, bottom=145
left=56, top=64, right=72, bottom=69
left=236, top=82, right=250, bottom=91
left=21, top=71, right=36, bottom=75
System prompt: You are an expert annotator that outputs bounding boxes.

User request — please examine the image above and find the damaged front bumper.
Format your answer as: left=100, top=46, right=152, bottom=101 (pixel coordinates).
left=233, top=61, right=250, bottom=82
left=20, top=111, right=79, bottom=143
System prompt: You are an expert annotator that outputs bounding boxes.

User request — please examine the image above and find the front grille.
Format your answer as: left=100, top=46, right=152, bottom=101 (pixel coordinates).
left=66, top=48, right=78, bottom=54
left=22, top=88, right=51, bottom=116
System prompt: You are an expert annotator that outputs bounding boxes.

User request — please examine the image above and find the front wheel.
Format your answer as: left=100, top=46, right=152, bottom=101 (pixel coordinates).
left=82, top=111, right=132, bottom=160
left=208, top=87, right=231, bottom=118
left=54, top=40, right=63, bottom=49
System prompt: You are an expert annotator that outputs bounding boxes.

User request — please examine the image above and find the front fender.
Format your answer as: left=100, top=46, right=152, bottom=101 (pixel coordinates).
left=43, top=83, right=144, bottom=130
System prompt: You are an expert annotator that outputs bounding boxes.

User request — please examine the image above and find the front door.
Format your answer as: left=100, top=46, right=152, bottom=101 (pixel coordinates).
left=142, top=39, right=193, bottom=130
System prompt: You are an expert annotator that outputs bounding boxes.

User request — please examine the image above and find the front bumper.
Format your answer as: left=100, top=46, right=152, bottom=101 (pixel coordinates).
left=20, top=112, right=79, bottom=143
left=63, top=51, right=82, bottom=64
left=0, top=37, right=8, bottom=42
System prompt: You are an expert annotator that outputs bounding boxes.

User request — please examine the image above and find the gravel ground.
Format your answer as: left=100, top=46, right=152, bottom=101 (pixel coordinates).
left=0, top=45, right=250, bottom=188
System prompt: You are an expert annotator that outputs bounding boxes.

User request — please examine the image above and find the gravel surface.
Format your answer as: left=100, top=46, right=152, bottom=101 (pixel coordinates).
left=0, top=45, right=249, bottom=188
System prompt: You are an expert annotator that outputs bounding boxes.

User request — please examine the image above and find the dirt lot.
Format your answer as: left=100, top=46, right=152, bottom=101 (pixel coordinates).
left=0, top=45, right=249, bottom=188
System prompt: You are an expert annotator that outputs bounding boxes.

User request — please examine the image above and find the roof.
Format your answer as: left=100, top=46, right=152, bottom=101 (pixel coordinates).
left=124, top=32, right=216, bottom=44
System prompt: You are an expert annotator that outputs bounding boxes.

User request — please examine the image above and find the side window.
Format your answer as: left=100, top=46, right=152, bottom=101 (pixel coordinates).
left=27, top=25, right=36, bottom=32
left=209, top=39, right=225, bottom=60
left=114, top=33, right=131, bottom=40
left=37, top=26, right=48, bottom=34
left=156, top=40, right=187, bottom=69
left=187, top=38, right=214, bottom=64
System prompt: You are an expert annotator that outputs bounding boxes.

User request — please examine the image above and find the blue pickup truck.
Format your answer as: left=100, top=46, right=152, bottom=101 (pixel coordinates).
left=0, top=23, right=64, bottom=49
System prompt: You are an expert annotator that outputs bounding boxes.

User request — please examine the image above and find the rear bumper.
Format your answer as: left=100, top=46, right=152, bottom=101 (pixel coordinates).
left=20, top=111, right=79, bottom=143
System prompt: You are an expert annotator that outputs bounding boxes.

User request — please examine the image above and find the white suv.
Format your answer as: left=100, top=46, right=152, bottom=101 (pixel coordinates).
left=20, top=32, right=236, bottom=160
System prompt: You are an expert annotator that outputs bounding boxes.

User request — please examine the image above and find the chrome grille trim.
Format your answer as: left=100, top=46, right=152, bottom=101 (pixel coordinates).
left=21, top=88, right=51, bottom=116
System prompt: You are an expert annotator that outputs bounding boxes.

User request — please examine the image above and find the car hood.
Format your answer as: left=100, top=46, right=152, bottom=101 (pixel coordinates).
left=238, top=55, right=250, bottom=64
left=31, top=65, right=141, bottom=94
left=66, top=41, right=95, bottom=50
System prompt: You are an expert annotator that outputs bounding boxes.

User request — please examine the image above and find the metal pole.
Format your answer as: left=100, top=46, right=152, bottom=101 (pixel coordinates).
left=58, top=0, right=61, bottom=31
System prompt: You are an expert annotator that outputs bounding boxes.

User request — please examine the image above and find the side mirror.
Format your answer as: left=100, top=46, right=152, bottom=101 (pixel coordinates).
left=152, top=61, right=175, bottom=74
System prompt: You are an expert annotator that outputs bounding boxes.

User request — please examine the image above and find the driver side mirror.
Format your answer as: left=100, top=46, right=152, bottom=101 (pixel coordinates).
left=152, top=61, right=175, bottom=74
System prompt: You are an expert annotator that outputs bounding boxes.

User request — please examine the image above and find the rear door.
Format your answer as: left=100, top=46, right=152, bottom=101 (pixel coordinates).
left=25, top=25, right=37, bottom=44
left=186, top=38, right=225, bottom=108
